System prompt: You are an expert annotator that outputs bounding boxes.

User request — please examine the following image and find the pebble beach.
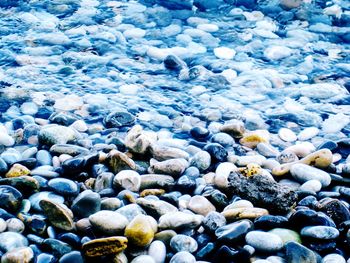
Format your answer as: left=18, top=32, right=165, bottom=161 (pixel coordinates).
left=0, top=0, right=350, bottom=262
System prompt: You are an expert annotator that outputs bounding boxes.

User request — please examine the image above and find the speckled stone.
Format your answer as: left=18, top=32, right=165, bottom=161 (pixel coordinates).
left=82, top=236, right=128, bottom=257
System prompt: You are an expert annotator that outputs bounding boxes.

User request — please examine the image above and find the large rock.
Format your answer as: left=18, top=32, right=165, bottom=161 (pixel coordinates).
left=228, top=173, right=297, bottom=214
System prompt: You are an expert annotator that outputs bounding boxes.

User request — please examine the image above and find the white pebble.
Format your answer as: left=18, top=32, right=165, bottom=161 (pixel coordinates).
left=197, top=23, right=219, bottom=32
left=298, top=127, right=319, bottom=141
left=299, top=180, right=322, bottom=192
left=278, top=128, right=297, bottom=142
left=123, top=28, right=146, bottom=38
left=214, top=47, right=236, bottom=60
left=264, top=46, right=292, bottom=60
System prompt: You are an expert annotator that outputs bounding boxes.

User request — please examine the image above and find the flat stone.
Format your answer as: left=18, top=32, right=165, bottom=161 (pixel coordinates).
left=140, top=174, right=175, bottom=190
left=29, top=191, right=64, bottom=212
left=158, top=212, right=203, bottom=230
left=71, top=190, right=101, bottom=218
left=221, top=207, right=269, bottom=221
left=148, top=240, right=166, bottom=263
left=215, top=219, right=253, bottom=243
left=149, top=158, right=188, bottom=177
left=151, top=145, right=189, bottom=161
left=269, top=228, right=301, bottom=244
left=301, top=226, right=339, bottom=240
left=82, top=236, right=128, bottom=257
left=107, top=150, right=136, bottom=174
left=136, top=198, right=178, bottom=217
left=0, top=185, right=23, bottom=212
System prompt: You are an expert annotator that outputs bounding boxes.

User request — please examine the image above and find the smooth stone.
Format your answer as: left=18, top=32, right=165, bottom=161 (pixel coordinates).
left=299, top=180, right=322, bottom=192
left=29, top=191, right=64, bottom=212
left=278, top=128, right=297, bottom=142
left=245, top=231, right=283, bottom=252
left=149, top=158, right=189, bottom=177
left=164, top=54, right=187, bottom=71
left=203, top=211, right=226, bottom=233
left=82, top=236, right=128, bottom=257
left=158, top=212, right=203, bottom=230
left=170, top=234, right=198, bottom=253
left=125, top=125, right=156, bottom=154
left=277, top=151, right=298, bottom=164
left=140, top=174, right=175, bottom=190
left=5, top=164, right=30, bottom=178
left=103, top=111, right=135, bottom=128
left=190, top=151, right=211, bottom=172
left=0, top=218, right=6, bottom=232
left=36, top=150, right=52, bottom=166
left=89, top=211, right=128, bottom=235
left=0, top=133, right=14, bottom=147
left=36, top=253, right=56, bottom=263
left=49, top=144, right=89, bottom=156
left=124, top=215, right=155, bottom=247
left=40, top=199, right=74, bottom=231
left=38, top=126, right=76, bottom=145
left=71, top=190, right=101, bottom=218
left=6, top=218, right=25, bottom=233
left=236, top=155, right=266, bottom=166
left=107, top=150, right=136, bottom=174
left=112, top=252, right=128, bottom=263
left=154, top=230, right=177, bottom=246
left=59, top=251, right=83, bottom=263
left=316, top=198, right=350, bottom=226
left=188, top=196, right=215, bottom=216
left=256, top=143, right=279, bottom=157
left=170, top=251, right=196, bottom=263
left=214, top=162, right=238, bottom=188
left=136, top=198, right=177, bottom=217
left=113, top=170, right=141, bottom=192
left=301, top=226, right=339, bottom=240
left=148, top=240, right=166, bottom=263
left=269, top=228, right=301, bottom=244
left=214, top=47, right=236, bottom=60
left=48, top=178, right=78, bottom=196
left=131, top=255, right=155, bottom=263
left=42, top=238, right=72, bottom=258
left=219, top=120, right=245, bottom=138
left=285, top=241, right=317, bottom=263
left=0, top=232, right=28, bottom=252
left=211, top=133, right=234, bottom=147
left=1, top=247, right=34, bottom=263
left=298, top=127, right=320, bottom=141
left=215, top=219, right=253, bottom=243
left=290, top=164, right=331, bottom=187
left=100, top=198, right=121, bottom=211
left=322, top=254, right=346, bottom=263
left=151, top=145, right=189, bottom=161
left=0, top=186, right=23, bottom=212
left=239, top=130, right=269, bottom=148
left=203, top=143, right=228, bottom=163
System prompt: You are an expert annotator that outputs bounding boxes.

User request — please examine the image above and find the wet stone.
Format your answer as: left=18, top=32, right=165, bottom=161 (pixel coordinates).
left=0, top=185, right=23, bottom=212
left=29, top=191, right=64, bottom=212
left=254, top=215, right=289, bottom=230
left=301, top=226, right=339, bottom=240
left=245, top=231, right=283, bottom=253
left=285, top=241, right=317, bottom=263
left=203, top=143, right=228, bottom=163
left=38, top=126, right=76, bottom=146
left=42, top=238, right=72, bottom=258
left=58, top=251, right=83, bottom=263
left=89, top=210, right=128, bottom=235
left=215, top=219, right=253, bottom=243
left=203, top=211, right=226, bottom=233
left=170, top=251, right=196, bottom=263
left=39, top=199, right=74, bottom=231
left=103, top=111, right=135, bottom=128
left=1, top=246, right=34, bottom=263
left=124, top=215, right=155, bottom=247
left=48, top=178, right=78, bottom=196
left=71, top=190, right=101, bottom=218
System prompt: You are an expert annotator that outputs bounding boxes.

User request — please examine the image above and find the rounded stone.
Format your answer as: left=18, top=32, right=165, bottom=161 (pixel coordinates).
left=170, top=234, right=198, bottom=253
left=190, top=151, right=211, bottom=172
left=1, top=246, right=34, bottom=263
left=148, top=240, right=166, bottom=263
left=39, top=199, right=74, bottom=231
left=215, top=219, right=253, bottom=243
left=29, top=191, right=64, bottom=212
left=124, top=215, right=155, bottom=247
left=0, top=185, right=23, bottom=212
left=158, top=212, right=203, bottom=230
left=203, top=211, right=226, bottom=233
left=203, top=143, right=228, bottom=163
left=301, top=226, right=339, bottom=240
left=5, top=164, right=31, bottom=178
left=38, top=126, right=76, bottom=146
left=170, top=251, right=196, bottom=263
left=48, top=178, right=78, bottom=196
left=188, top=196, right=215, bottom=216
left=131, top=255, right=155, bottom=263
left=103, top=111, right=135, bottom=128
left=322, top=254, right=346, bottom=263
left=245, top=231, right=283, bottom=252
left=6, top=218, right=25, bottom=233
left=290, top=163, right=331, bottom=187
left=71, top=190, right=101, bottom=218
left=0, top=232, right=28, bottom=252
left=299, top=180, right=322, bottom=192
left=89, top=210, right=128, bottom=235
left=113, top=170, right=141, bottom=192
left=278, top=128, right=297, bottom=142
left=59, top=251, right=83, bottom=263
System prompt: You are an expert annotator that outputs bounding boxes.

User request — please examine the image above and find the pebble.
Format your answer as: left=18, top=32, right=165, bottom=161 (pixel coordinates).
left=170, top=251, right=196, bottom=263
left=285, top=241, right=317, bottom=263
left=40, top=199, right=74, bottom=231
left=188, top=196, right=215, bottom=216
left=38, top=126, right=76, bottom=145
left=278, top=128, right=297, bottom=142
left=124, top=215, right=155, bottom=247
left=131, top=255, right=155, bottom=263
left=290, top=163, right=331, bottom=187
left=170, top=234, right=198, bottom=253
left=245, top=231, right=284, bottom=252
left=1, top=247, right=34, bottom=263
left=158, top=212, right=203, bottom=230
left=148, top=240, right=167, bottom=263
left=214, top=47, right=236, bottom=60
left=301, top=226, right=339, bottom=240
left=114, top=170, right=141, bottom=192
left=82, top=236, right=128, bottom=257
left=0, top=232, right=28, bottom=252
left=89, top=210, right=128, bottom=235
left=322, top=254, right=346, bottom=263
